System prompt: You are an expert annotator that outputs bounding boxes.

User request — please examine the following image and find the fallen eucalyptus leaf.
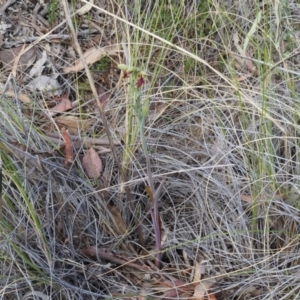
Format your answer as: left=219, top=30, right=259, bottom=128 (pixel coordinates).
left=49, top=95, right=72, bottom=116
left=3, top=91, right=31, bottom=104
left=82, top=147, right=102, bottom=179
left=0, top=45, right=37, bottom=72
left=77, top=0, right=94, bottom=15
left=61, top=127, right=73, bottom=167
left=192, top=280, right=216, bottom=300
left=55, top=116, right=92, bottom=133
left=63, top=45, right=121, bottom=73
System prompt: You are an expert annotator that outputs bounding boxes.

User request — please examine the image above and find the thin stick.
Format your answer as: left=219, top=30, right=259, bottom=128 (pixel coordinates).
left=46, top=132, right=121, bottom=146
left=0, top=0, right=16, bottom=15
left=80, top=246, right=159, bottom=273
left=2, top=32, right=97, bottom=48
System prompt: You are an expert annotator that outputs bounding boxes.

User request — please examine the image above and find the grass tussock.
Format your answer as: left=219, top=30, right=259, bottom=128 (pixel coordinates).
left=1, top=0, right=300, bottom=299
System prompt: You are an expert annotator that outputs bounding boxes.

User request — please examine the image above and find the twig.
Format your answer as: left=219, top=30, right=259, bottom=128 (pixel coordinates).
left=46, top=132, right=121, bottom=146
left=0, top=0, right=16, bottom=15
left=138, top=100, right=164, bottom=268
left=1, top=31, right=98, bottom=48
left=47, top=135, right=111, bottom=154
left=80, top=246, right=159, bottom=273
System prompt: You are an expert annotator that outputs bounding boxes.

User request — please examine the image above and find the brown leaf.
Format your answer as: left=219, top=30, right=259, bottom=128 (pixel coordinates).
left=237, top=73, right=253, bottom=82
left=63, top=45, right=121, bottom=73
left=80, top=246, right=98, bottom=257
left=61, top=127, right=73, bottom=167
left=207, top=294, right=217, bottom=300
left=191, top=280, right=216, bottom=300
left=240, top=194, right=252, bottom=203
left=3, top=90, right=31, bottom=104
left=192, top=261, right=202, bottom=282
left=0, top=45, right=37, bottom=73
left=55, top=116, right=92, bottom=134
left=82, top=147, right=102, bottom=178
left=49, top=94, right=72, bottom=116
left=161, top=280, right=192, bottom=299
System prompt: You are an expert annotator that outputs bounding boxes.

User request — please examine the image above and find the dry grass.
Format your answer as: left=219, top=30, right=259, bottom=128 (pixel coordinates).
left=1, top=0, right=300, bottom=299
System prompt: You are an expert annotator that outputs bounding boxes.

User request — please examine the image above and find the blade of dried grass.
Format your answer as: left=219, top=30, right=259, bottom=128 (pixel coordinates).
left=63, top=45, right=121, bottom=73
left=0, top=150, right=51, bottom=270
left=146, top=185, right=162, bottom=268
left=80, top=246, right=158, bottom=273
